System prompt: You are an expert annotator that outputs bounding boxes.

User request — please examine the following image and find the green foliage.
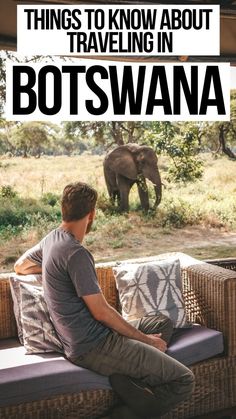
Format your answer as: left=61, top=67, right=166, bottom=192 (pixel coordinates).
left=63, top=121, right=148, bottom=147
left=0, top=185, right=17, bottom=198
left=0, top=197, right=60, bottom=232
left=10, top=122, right=58, bottom=158
left=93, top=210, right=132, bottom=235
left=0, top=56, right=6, bottom=117
left=0, top=154, right=236, bottom=259
left=96, top=192, right=111, bottom=212
left=158, top=197, right=200, bottom=228
left=109, top=238, right=124, bottom=249
left=147, top=122, right=203, bottom=182
left=41, top=192, right=59, bottom=207
left=167, top=155, right=203, bottom=182
left=199, top=91, right=236, bottom=158
left=200, top=197, right=236, bottom=229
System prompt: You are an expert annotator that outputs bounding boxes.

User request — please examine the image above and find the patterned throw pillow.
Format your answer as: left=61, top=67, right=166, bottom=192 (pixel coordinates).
left=9, top=275, right=63, bottom=353
left=113, top=258, right=190, bottom=328
left=19, top=282, right=63, bottom=354
left=9, top=274, right=42, bottom=344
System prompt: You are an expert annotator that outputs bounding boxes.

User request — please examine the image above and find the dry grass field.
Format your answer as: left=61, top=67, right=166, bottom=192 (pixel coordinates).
left=0, top=153, right=236, bottom=272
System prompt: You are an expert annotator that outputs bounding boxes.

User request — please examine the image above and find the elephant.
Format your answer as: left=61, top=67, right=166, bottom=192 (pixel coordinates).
left=103, top=143, right=162, bottom=212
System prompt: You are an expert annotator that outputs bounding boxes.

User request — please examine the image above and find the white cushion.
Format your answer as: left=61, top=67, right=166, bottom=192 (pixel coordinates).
left=9, top=274, right=62, bottom=354
left=113, top=258, right=190, bottom=328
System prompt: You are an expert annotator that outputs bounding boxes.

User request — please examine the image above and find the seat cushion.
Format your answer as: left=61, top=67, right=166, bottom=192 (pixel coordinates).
left=0, top=325, right=224, bottom=407
left=0, top=339, right=111, bottom=407
left=167, top=324, right=224, bottom=366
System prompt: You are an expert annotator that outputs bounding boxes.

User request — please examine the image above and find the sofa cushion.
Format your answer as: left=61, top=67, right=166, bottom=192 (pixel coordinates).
left=9, top=274, right=62, bottom=354
left=9, top=274, right=42, bottom=344
left=0, top=322, right=224, bottom=407
left=167, top=324, right=224, bottom=366
left=113, top=258, right=190, bottom=328
left=20, top=282, right=63, bottom=354
left=0, top=339, right=111, bottom=407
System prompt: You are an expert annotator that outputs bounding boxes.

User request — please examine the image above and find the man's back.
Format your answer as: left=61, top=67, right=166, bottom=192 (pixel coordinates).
left=28, top=227, right=110, bottom=358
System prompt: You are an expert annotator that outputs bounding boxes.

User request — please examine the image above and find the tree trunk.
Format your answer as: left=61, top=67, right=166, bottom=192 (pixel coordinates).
left=219, top=125, right=236, bottom=159
left=111, top=122, right=124, bottom=145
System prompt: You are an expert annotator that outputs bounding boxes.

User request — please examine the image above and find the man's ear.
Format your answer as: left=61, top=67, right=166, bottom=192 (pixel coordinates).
left=88, top=208, right=96, bottom=221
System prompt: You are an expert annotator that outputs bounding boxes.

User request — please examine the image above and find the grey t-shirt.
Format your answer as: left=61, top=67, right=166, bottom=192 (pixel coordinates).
left=26, top=227, right=110, bottom=358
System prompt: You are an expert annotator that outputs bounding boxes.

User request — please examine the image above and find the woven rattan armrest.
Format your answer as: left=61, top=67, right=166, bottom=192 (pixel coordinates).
left=0, top=274, right=17, bottom=339
left=182, top=262, right=236, bottom=357
left=205, top=258, right=236, bottom=271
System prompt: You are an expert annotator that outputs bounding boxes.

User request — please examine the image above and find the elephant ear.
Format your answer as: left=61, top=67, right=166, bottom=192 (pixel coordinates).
left=107, top=147, right=138, bottom=179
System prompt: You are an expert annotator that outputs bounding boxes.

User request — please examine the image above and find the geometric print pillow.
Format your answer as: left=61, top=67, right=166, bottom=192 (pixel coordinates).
left=19, top=282, right=63, bottom=354
left=9, top=274, right=63, bottom=354
left=9, top=274, right=43, bottom=345
left=113, top=258, right=191, bottom=328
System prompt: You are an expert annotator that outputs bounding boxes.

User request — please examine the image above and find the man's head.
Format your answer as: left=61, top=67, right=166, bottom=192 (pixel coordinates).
left=61, top=182, right=97, bottom=231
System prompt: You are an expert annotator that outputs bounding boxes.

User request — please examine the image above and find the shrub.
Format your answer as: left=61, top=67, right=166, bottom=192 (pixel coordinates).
left=0, top=197, right=60, bottom=230
left=158, top=197, right=200, bottom=228
left=96, top=192, right=111, bottom=212
left=167, top=157, right=203, bottom=183
left=0, top=185, right=17, bottom=198
left=41, top=192, right=59, bottom=207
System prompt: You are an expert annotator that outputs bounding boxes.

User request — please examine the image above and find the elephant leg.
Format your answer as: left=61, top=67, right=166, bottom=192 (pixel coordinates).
left=117, top=175, right=132, bottom=212
left=115, top=190, right=121, bottom=207
left=104, top=166, right=119, bottom=205
left=137, top=178, right=150, bottom=211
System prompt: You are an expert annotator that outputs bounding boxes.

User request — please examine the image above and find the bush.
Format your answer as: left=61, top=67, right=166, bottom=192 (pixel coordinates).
left=96, top=192, right=111, bottom=212
left=202, top=198, right=236, bottom=229
left=41, top=192, right=59, bottom=207
left=158, top=197, right=200, bottom=228
left=93, top=211, right=132, bottom=236
left=0, top=196, right=60, bottom=230
left=167, top=158, right=203, bottom=183
left=0, top=185, right=17, bottom=198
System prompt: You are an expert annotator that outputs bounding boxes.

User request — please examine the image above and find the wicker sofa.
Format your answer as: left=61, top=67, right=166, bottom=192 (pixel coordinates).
left=0, top=253, right=236, bottom=419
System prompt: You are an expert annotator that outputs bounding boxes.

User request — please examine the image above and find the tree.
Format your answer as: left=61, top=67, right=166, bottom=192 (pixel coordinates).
left=10, top=122, right=58, bottom=158
left=63, top=121, right=148, bottom=148
left=200, top=90, right=236, bottom=158
left=0, top=55, right=6, bottom=117
left=0, top=50, right=62, bottom=118
left=65, top=121, right=204, bottom=182
left=146, top=122, right=203, bottom=182
left=0, top=119, right=17, bottom=154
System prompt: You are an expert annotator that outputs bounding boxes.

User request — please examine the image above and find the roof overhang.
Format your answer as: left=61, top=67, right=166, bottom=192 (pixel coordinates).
left=0, top=0, right=236, bottom=64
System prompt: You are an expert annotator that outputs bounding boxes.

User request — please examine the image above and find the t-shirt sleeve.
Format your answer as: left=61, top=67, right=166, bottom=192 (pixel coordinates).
left=24, top=242, right=43, bottom=266
left=68, top=248, right=101, bottom=297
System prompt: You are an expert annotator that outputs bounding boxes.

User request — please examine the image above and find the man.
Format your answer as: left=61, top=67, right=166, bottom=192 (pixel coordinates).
left=15, top=182, right=194, bottom=419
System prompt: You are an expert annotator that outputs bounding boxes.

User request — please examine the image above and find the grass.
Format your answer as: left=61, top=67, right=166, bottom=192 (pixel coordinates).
left=0, top=155, right=104, bottom=198
left=186, top=245, right=236, bottom=260
left=0, top=153, right=236, bottom=272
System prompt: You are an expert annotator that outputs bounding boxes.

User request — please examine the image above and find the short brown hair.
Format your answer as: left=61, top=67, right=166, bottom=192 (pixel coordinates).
left=61, top=182, right=97, bottom=221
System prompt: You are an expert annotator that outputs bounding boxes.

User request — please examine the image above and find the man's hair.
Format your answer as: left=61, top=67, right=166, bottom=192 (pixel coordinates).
left=61, top=182, right=98, bottom=222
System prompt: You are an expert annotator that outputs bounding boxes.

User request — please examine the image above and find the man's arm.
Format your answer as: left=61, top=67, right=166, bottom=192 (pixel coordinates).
left=83, top=293, right=167, bottom=352
left=14, top=255, right=42, bottom=275
left=14, top=243, right=43, bottom=275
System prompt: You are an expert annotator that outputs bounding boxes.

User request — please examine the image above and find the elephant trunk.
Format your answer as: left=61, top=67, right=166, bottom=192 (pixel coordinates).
left=145, top=169, right=162, bottom=208
left=154, top=183, right=162, bottom=208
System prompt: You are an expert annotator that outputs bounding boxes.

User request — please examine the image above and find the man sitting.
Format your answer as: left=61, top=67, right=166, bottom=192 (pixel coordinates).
left=15, top=182, right=194, bottom=418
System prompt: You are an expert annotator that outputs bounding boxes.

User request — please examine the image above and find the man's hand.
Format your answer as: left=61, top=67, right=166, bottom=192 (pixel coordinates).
left=146, top=333, right=167, bottom=352
left=83, top=293, right=168, bottom=351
